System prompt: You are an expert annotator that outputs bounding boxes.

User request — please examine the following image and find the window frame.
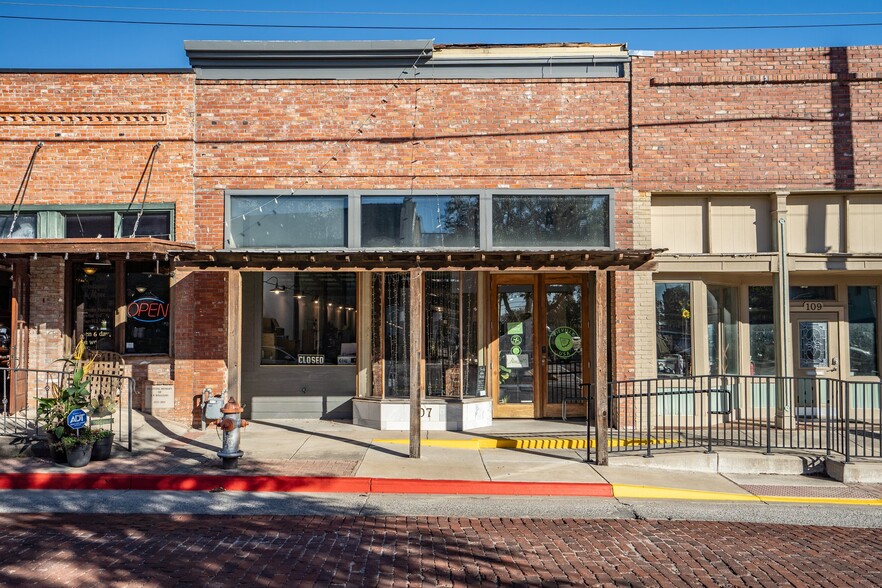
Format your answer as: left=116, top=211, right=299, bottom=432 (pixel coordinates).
left=68, top=260, right=172, bottom=357
left=224, top=189, right=615, bottom=251
left=5, top=203, right=175, bottom=240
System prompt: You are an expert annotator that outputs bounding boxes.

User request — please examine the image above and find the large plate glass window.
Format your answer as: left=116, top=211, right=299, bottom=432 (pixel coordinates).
left=361, top=195, right=479, bottom=248
left=707, top=286, right=738, bottom=375
left=492, top=193, right=610, bottom=248
left=425, top=272, right=480, bottom=397
left=656, top=282, right=692, bottom=377
left=260, top=272, right=356, bottom=366
left=748, top=286, right=775, bottom=375
left=73, top=261, right=171, bottom=355
left=228, top=195, right=348, bottom=248
left=0, top=214, right=36, bottom=238
left=73, top=262, right=116, bottom=351
left=848, top=286, right=878, bottom=376
left=125, top=262, right=170, bottom=354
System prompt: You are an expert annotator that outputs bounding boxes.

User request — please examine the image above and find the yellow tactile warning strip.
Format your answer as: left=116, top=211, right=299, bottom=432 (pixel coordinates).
left=373, top=437, right=678, bottom=450
left=612, top=484, right=882, bottom=506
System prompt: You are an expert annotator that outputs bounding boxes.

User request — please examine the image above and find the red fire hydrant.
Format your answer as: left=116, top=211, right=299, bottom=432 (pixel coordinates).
left=214, top=397, right=248, bottom=470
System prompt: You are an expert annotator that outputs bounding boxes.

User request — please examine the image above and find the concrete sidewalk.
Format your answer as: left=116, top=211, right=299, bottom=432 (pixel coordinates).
left=1, top=410, right=881, bottom=504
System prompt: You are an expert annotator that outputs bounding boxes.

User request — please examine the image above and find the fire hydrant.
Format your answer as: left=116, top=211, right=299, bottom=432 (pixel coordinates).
left=214, top=397, right=248, bottom=470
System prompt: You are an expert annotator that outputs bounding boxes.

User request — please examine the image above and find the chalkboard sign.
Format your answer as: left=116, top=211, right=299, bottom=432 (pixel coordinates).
left=476, top=366, right=486, bottom=396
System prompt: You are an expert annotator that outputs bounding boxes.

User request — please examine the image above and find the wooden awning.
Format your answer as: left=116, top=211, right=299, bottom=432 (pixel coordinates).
left=171, top=248, right=658, bottom=271
left=0, top=238, right=195, bottom=260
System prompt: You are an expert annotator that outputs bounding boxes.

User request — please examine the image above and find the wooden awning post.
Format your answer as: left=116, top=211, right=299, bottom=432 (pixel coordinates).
left=408, top=268, right=424, bottom=458
left=591, top=270, right=609, bottom=466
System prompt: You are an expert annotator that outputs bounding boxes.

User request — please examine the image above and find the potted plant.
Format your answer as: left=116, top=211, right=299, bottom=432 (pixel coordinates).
left=91, top=428, right=114, bottom=461
left=35, top=339, right=95, bottom=461
left=61, top=428, right=93, bottom=467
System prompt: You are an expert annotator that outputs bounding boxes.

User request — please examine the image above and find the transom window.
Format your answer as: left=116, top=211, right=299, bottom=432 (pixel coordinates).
left=227, top=190, right=613, bottom=250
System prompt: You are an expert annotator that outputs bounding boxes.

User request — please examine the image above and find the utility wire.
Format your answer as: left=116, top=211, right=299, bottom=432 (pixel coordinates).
left=3, top=13, right=882, bottom=31
left=2, top=2, right=882, bottom=19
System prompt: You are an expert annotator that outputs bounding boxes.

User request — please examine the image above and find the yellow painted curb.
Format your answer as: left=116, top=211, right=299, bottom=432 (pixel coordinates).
left=613, top=484, right=761, bottom=502
left=373, top=437, right=678, bottom=450
left=613, top=484, right=882, bottom=505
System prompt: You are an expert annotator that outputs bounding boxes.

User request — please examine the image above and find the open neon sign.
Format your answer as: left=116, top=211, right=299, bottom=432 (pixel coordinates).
left=127, top=297, right=169, bottom=323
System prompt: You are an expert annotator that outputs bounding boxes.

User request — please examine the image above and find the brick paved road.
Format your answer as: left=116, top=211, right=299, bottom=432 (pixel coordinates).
left=0, top=514, right=879, bottom=587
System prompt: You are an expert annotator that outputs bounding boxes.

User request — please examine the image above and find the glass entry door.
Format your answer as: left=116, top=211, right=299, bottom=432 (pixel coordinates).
left=492, top=274, right=588, bottom=418
left=544, top=280, right=584, bottom=415
left=495, top=281, right=536, bottom=417
left=791, top=311, right=841, bottom=418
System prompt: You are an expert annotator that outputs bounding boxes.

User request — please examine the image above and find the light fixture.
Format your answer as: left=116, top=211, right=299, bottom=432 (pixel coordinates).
left=264, top=276, right=287, bottom=294
left=135, top=285, right=148, bottom=294
left=313, top=298, right=320, bottom=304
left=83, top=266, right=98, bottom=276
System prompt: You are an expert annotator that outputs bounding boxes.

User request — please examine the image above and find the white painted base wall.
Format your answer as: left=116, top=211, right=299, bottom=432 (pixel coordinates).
left=352, top=398, right=493, bottom=431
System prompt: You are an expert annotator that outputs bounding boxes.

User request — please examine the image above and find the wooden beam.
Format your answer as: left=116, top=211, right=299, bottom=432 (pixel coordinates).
left=591, top=270, right=609, bottom=466
left=409, top=268, right=424, bottom=459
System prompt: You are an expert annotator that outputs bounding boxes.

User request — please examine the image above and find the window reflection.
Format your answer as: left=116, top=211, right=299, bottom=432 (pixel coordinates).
left=261, top=272, right=356, bottom=365
left=656, top=283, right=692, bottom=377
left=748, top=286, right=775, bottom=375
left=362, top=195, right=479, bottom=248
left=848, top=286, right=878, bottom=376
left=492, top=194, right=610, bottom=248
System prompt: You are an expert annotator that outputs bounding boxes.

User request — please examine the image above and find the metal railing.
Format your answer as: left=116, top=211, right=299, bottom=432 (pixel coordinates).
left=603, top=375, right=881, bottom=462
left=0, top=366, right=133, bottom=452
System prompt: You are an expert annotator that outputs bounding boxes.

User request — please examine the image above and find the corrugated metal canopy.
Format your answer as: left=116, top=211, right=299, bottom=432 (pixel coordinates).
left=171, top=248, right=658, bottom=271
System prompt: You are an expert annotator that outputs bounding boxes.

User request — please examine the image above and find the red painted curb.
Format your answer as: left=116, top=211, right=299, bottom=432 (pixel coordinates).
left=369, top=478, right=613, bottom=497
left=0, top=472, right=612, bottom=497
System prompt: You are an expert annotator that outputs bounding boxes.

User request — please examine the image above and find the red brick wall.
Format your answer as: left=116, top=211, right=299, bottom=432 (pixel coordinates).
left=632, top=46, right=882, bottom=192
left=193, top=76, right=640, bottom=388
left=0, top=73, right=196, bottom=241
left=194, top=78, right=634, bottom=248
left=0, top=72, right=198, bottom=421
left=170, top=270, right=228, bottom=426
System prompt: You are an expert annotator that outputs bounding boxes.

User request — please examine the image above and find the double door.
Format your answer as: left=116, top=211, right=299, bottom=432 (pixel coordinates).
left=492, top=274, right=588, bottom=418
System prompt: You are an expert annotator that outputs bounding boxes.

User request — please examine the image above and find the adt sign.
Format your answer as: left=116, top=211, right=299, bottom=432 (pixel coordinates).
left=66, top=408, right=89, bottom=430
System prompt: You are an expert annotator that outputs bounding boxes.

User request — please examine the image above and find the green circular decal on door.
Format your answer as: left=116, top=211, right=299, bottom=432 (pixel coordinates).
left=549, top=326, right=579, bottom=359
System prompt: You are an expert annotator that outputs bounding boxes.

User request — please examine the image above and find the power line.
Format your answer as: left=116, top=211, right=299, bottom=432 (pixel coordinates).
left=2, top=2, right=882, bottom=20
left=3, top=13, right=882, bottom=32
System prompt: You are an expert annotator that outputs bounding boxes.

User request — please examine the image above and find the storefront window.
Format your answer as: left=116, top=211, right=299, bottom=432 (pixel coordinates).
left=492, top=193, right=610, bottom=248
left=0, top=214, right=36, bottom=238
left=848, top=286, right=878, bottom=377
left=125, top=263, right=170, bottom=354
left=425, top=272, right=480, bottom=397
left=73, top=262, right=116, bottom=351
left=362, top=195, right=479, bottom=248
left=378, top=273, right=410, bottom=397
left=229, top=195, right=348, bottom=248
left=707, top=286, right=738, bottom=375
left=656, top=283, right=692, bottom=377
left=748, top=286, right=775, bottom=375
left=260, top=272, right=356, bottom=366
left=73, top=261, right=171, bottom=355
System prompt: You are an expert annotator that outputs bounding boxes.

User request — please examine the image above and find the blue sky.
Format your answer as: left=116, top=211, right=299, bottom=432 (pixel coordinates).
left=1, top=1, right=882, bottom=68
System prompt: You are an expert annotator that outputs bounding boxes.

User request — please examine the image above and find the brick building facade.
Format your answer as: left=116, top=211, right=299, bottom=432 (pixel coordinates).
left=1, top=42, right=880, bottom=431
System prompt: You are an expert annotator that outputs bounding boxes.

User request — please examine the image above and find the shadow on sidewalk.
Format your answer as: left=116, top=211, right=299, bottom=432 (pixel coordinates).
left=250, top=419, right=405, bottom=458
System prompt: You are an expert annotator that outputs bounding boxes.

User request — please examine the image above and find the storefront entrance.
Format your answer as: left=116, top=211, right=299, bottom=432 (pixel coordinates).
left=491, top=274, right=587, bottom=418
left=791, top=310, right=842, bottom=417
